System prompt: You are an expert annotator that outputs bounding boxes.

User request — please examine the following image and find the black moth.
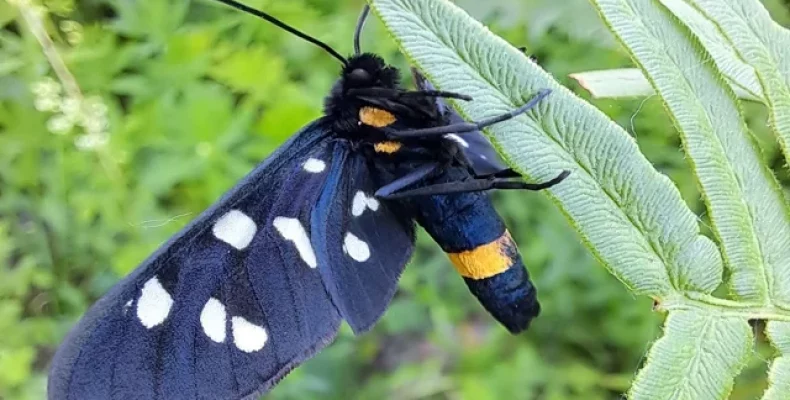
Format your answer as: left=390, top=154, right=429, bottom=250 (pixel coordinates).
left=48, top=1, right=569, bottom=399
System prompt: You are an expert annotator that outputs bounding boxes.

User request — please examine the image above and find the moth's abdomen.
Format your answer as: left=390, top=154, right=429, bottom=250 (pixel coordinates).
left=411, top=173, right=539, bottom=333
left=448, top=231, right=539, bottom=333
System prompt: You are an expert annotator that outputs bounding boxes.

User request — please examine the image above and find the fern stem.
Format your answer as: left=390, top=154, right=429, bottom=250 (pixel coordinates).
left=15, top=0, right=83, bottom=101
left=662, top=293, right=790, bottom=321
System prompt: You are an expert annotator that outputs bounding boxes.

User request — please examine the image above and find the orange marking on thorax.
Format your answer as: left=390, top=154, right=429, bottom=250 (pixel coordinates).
left=447, top=231, right=516, bottom=279
left=359, top=106, right=396, bottom=128
left=374, top=141, right=402, bottom=153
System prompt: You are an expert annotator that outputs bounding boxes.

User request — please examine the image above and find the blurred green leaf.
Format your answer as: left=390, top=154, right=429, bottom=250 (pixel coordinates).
left=0, top=1, right=17, bottom=27
left=0, top=346, right=35, bottom=389
left=110, top=0, right=190, bottom=42
left=209, top=44, right=286, bottom=101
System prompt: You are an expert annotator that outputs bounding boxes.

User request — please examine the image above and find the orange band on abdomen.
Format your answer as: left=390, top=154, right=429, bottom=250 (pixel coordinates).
left=447, top=231, right=516, bottom=279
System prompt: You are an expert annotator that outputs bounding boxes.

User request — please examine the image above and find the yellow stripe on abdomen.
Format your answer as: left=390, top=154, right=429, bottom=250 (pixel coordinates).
left=447, top=231, right=516, bottom=279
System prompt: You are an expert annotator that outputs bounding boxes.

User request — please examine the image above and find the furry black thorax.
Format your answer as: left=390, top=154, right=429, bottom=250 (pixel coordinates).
left=323, top=53, right=443, bottom=137
left=323, top=53, right=399, bottom=118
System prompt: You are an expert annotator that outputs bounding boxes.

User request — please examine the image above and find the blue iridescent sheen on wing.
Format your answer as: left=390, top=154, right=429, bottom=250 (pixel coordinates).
left=312, top=145, right=415, bottom=333
left=48, top=120, right=414, bottom=400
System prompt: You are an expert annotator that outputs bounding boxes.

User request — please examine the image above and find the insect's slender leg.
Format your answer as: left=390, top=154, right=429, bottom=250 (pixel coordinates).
left=398, top=90, right=472, bottom=101
left=473, top=168, right=520, bottom=179
left=379, top=170, right=569, bottom=199
left=384, top=89, right=551, bottom=139
left=348, top=87, right=472, bottom=101
left=374, top=163, right=441, bottom=198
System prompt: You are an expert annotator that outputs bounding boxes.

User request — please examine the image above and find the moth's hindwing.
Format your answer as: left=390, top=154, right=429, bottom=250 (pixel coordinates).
left=313, top=148, right=416, bottom=333
left=412, top=70, right=508, bottom=175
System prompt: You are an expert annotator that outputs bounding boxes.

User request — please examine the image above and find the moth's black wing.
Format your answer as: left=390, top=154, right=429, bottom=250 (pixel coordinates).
left=312, top=147, right=415, bottom=333
left=411, top=69, right=508, bottom=175
left=444, top=110, right=510, bottom=176
left=49, top=120, right=346, bottom=400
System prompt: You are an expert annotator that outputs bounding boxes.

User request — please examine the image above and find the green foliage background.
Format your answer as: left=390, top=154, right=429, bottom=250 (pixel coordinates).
left=2, top=0, right=790, bottom=399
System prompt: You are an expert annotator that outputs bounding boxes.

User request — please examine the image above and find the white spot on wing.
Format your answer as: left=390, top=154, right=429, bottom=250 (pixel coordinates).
left=200, top=298, right=227, bottom=343
left=213, top=210, right=257, bottom=250
left=273, top=217, right=317, bottom=268
left=303, top=158, right=326, bottom=173
left=231, top=316, right=268, bottom=353
left=343, top=232, right=370, bottom=262
left=444, top=133, right=469, bottom=148
left=351, top=191, right=380, bottom=217
left=136, top=277, right=173, bottom=329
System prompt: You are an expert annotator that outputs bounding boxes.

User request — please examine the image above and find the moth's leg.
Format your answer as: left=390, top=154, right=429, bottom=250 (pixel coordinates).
left=473, top=168, right=520, bottom=179
left=374, top=162, right=441, bottom=198
left=383, top=89, right=551, bottom=139
left=398, top=90, right=471, bottom=100
left=378, top=170, right=569, bottom=199
left=347, top=87, right=472, bottom=101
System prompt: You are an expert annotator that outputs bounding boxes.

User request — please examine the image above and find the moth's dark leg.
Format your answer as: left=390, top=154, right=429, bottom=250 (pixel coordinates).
left=474, top=168, right=520, bottom=179
left=348, top=87, right=472, bottom=101
left=399, top=90, right=472, bottom=101
left=380, top=170, right=569, bottom=199
left=374, top=163, right=441, bottom=198
left=384, top=89, right=551, bottom=139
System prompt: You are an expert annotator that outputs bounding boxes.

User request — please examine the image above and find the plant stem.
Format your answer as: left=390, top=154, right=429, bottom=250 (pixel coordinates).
left=661, top=292, right=790, bottom=321
left=15, top=0, right=83, bottom=101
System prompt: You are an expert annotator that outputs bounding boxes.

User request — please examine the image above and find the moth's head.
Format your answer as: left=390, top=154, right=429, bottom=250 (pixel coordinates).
left=341, top=53, right=400, bottom=90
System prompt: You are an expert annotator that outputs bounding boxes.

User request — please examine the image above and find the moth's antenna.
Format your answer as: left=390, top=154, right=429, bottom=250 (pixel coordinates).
left=214, top=0, right=348, bottom=66
left=353, top=5, right=371, bottom=55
